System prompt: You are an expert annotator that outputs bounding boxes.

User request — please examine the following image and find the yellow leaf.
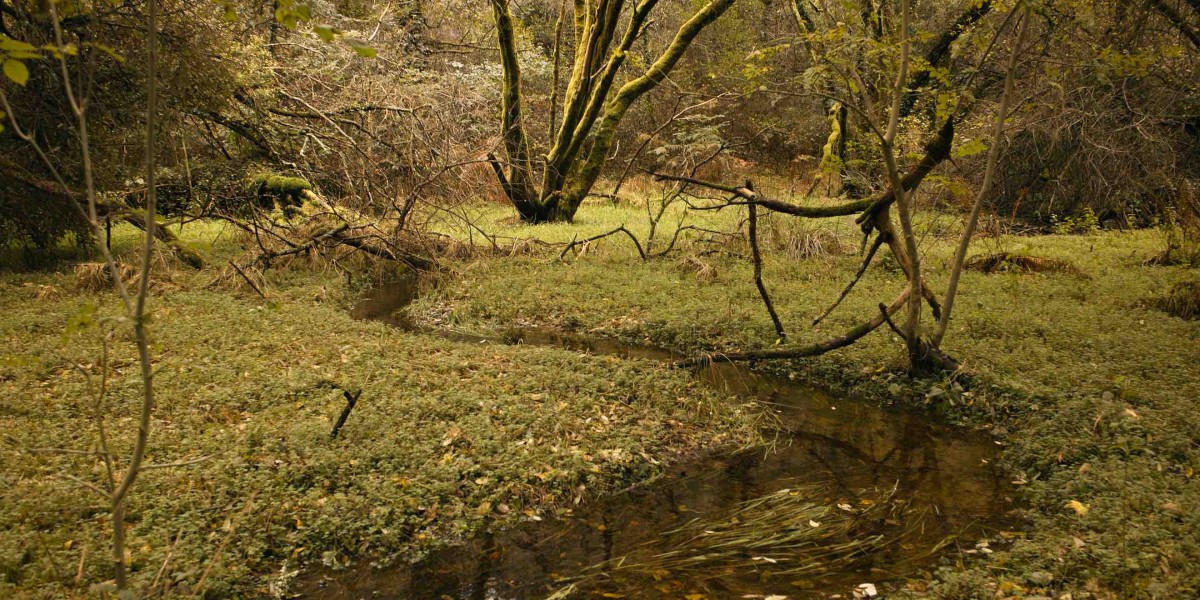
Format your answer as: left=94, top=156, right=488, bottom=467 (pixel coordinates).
left=1065, top=500, right=1089, bottom=516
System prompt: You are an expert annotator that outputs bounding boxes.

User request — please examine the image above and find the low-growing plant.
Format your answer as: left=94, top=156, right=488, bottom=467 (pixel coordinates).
left=1050, top=207, right=1100, bottom=235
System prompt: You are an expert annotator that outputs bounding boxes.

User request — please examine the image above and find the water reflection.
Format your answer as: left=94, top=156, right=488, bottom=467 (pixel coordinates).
left=300, top=278, right=1012, bottom=599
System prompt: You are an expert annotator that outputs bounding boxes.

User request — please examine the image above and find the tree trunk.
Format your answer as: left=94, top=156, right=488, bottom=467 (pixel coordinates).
left=487, top=0, right=735, bottom=223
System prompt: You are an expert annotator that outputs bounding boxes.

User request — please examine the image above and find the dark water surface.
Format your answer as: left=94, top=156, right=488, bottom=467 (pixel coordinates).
left=297, top=276, right=1013, bottom=599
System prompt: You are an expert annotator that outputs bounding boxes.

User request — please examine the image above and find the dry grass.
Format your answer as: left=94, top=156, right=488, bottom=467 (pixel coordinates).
left=765, top=217, right=847, bottom=260
left=676, top=254, right=717, bottom=282
left=1148, top=279, right=1200, bottom=320
left=73, top=261, right=138, bottom=291
left=964, top=251, right=1083, bottom=276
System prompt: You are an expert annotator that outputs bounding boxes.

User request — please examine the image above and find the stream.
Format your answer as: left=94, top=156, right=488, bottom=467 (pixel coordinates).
left=296, top=275, right=1014, bottom=599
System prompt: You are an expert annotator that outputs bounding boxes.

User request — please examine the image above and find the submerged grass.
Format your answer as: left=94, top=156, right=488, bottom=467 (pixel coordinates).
left=606, top=486, right=931, bottom=578
left=548, top=484, right=943, bottom=599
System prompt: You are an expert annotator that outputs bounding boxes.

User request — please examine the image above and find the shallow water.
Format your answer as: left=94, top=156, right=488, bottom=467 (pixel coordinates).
left=300, top=276, right=1013, bottom=599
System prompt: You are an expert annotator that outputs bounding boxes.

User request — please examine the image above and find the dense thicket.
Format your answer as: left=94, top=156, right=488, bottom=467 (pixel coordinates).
left=1, top=0, right=1198, bottom=239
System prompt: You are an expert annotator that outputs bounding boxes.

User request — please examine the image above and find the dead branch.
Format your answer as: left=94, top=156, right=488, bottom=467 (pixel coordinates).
left=650, top=171, right=873, bottom=217
left=746, top=181, right=787, bottom=341
left=676, top=288, right=910, bottom=367
left=328, top=229, right=438, bottom=270
left=330, top=389, right=362, bottom=440
left=558, top=225, right=647, bottom=261
left=227, top=260, right=267, bottom=299
left=813, top=233, right=886, bottom=326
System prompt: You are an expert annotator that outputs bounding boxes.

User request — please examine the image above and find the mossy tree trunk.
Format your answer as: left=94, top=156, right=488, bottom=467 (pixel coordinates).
left=488, top=0, right=735, bottom=223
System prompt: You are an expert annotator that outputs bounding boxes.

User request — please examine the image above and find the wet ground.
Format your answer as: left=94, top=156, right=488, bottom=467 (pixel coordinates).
left=297, top=276, right=1014, bottom=599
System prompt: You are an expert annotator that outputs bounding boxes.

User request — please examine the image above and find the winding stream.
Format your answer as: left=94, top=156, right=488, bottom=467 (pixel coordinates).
left=296, top=275, right=1014, bottom=599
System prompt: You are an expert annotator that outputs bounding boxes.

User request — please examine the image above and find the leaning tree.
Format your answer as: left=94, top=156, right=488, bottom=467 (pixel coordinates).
left=487, top=0, right=735, bottom=223
left=664, top=0, right=1035, bottom=375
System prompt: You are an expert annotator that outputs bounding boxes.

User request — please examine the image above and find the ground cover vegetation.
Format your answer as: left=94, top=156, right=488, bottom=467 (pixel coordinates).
left=1, top=0, right=1199, bottom=598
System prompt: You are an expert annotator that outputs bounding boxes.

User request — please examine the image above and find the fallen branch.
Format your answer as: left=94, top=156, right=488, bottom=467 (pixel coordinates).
left=558, top=225, right=647, bottom=261
left=0, top=156, right=207, bottom=268
left=328, top=229, right=437, bottom=270
left=676, top=289, right=910, bottom=367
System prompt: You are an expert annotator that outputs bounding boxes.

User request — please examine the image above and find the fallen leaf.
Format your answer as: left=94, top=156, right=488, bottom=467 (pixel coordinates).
left=1065, top=499, right=1089, bottom=516
left=854, top=583, right=878, bottom=598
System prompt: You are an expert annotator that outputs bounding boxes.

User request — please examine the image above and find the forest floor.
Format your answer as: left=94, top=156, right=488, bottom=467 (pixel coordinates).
left=411, top=199, right=1200, bottom=599
left=0, top=222, right=760, bottom=598
left=1, top=197, right=1198, bottom=599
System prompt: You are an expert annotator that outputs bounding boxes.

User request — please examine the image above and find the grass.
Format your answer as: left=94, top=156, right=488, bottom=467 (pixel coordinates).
left=408, top=198, right=1200, bottom=599
left=4, top=193, right=1198, bottom=598
left=0, top=222, right=759, bottom=598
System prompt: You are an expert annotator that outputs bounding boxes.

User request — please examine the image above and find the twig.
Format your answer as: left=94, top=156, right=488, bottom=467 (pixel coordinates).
left=192, top=493, right=257, bottom=599
left=330, top=389, right=362, bottom=440
left=149, top=530, right=182, bottom=592
left=227, top=260, right=267, bottom=299
left=141, top=452, right=220, bottom=471
left=813, top=233, right=885, bottom=326
left=558, top=225, right=647, bottom=261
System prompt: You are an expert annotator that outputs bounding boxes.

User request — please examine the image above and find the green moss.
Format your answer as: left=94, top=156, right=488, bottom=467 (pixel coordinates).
left=250, top=174, right=313, bottom=195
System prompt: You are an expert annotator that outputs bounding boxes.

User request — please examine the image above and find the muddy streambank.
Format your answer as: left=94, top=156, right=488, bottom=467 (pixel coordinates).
left=296, top=275, right=1016, bottom=599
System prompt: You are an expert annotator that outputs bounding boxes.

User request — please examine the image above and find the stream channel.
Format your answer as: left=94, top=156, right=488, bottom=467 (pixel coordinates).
left=297, top=274, right=1015, bottom=599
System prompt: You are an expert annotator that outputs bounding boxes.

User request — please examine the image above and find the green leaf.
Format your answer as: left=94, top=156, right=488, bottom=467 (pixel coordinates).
left=62, top=302, right=98, bottom=342
left=3, top=59, right=28, bottom=86
left=345, top=38, right=376, bottom=58
left=314, top=25, right=338, bottom=42
left=953, top=138, right=988, bottom=159
left=0, top=37, right=36, bottom=53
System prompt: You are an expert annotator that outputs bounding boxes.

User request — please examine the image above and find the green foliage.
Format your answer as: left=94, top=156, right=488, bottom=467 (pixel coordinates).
left=1051, top=207, right=1101, bottom=235
left=0, top=228, right=758, bottom=596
